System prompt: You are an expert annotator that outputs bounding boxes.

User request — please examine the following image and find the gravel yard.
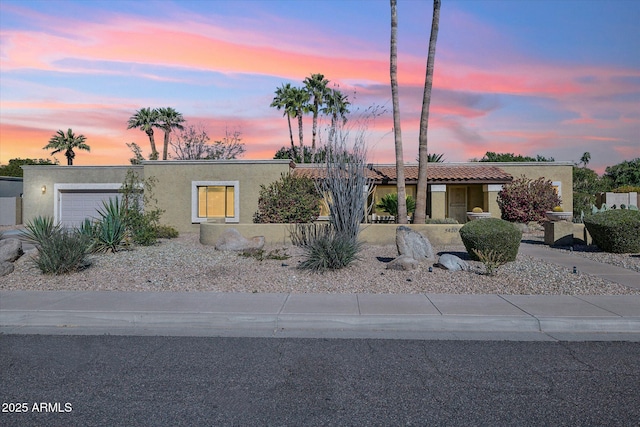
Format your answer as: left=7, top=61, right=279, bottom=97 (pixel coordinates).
left=1, top=230, right=639, bottom=295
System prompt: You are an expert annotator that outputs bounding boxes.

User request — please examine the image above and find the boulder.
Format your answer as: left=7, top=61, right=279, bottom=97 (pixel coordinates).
left=0, top=238, right=23, bottom=263
left=437, top=254, right=469, bottom=271
left=0, top=261, right=14, bottom=276
left=396, top=226, right=435, bottom=261
left=386, top=254, right=419, bottom=271
left=215, top=228, right=265, bottom=252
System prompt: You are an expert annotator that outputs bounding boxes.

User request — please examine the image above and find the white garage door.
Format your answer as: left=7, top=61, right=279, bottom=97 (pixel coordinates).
left=59, top=191, right=121, bottom=228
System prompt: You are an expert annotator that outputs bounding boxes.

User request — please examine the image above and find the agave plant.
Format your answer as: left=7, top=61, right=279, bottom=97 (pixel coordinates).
left=93, top=197, right=127, bottom=253
left=20, top=216, right=61, bottom=247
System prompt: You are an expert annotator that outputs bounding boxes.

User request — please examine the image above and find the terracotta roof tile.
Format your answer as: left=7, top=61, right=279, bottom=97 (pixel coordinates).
left=293, top=163, right=512, bottom=184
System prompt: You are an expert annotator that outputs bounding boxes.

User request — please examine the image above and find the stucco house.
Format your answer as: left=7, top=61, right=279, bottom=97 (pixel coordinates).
left=21, top=160, right=573, bottom=233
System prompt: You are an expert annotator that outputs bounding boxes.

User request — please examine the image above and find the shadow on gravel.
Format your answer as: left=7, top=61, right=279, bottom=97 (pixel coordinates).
left=521, top=239, right=545, bottom=246
left=376, top=257, right=394, bottom=263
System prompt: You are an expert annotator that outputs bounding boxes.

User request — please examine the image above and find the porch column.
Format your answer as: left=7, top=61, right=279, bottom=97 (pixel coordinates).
left=483, top=184, right=503, bottom=218
left=430, top=184, right=446, bottom=220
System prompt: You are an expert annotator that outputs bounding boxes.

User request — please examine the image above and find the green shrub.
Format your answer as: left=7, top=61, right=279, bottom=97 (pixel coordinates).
left=459, top=218, right=522, bottom=262
left=376, top=193, right=416, bottom=217
left=119, top=170, right=164, bottom=246
left=253, top=173, right=322, bottom=223
left=155, top=224, right=179, bottom=239
left=32, top=228, right=92, bottom=274
left=583, top=210, right=640, bottom=253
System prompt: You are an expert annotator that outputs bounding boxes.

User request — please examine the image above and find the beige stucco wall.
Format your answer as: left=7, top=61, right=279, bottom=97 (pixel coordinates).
left=145, top=160, right=290, bottom=232
left=496, top=162, right=574, bottom=213
left=200, top=223, right=463, bottom=246
left=21, top=165, right=142, bottom=224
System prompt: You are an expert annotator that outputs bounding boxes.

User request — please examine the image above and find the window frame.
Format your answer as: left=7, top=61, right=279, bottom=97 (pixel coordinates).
left=191, top=180, right=239, bottom=223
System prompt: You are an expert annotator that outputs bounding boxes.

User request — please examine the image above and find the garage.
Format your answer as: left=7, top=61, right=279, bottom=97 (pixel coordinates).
left=54, top=184, right=123, bottom=228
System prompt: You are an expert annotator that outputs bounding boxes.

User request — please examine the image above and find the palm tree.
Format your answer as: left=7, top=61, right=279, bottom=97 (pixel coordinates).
left=414, top=0, right=441, bottom=224
left=43, top=128, right=90, bottom=165
left=303, top=73, right=330, bottom=151
left=156, top=107, right=185, bottom=160
left=127, top=107, right=160, bottom=160
left=289, top=87, right=310, bottom=160
left=270, top=83, right=296, bottom=156
left=390, top=0, right=408, bottom=224
left=322, top=88, right=350, bottom=131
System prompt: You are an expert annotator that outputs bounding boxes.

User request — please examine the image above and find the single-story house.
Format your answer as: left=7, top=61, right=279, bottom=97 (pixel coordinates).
left=21, top=160, right=573, bottom=232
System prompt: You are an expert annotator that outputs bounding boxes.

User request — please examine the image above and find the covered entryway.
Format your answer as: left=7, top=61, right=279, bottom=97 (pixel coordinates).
left=54, top=184, right=122, bottom=227
left=447, top=186, right=467, bottom=224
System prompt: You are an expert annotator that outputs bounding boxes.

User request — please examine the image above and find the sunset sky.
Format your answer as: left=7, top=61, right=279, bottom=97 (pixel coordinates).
left=1, top=0, right=638, bottom=173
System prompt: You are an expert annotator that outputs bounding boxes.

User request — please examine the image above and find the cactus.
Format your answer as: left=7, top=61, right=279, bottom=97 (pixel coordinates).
left=471, top=207, right=483, bottom=213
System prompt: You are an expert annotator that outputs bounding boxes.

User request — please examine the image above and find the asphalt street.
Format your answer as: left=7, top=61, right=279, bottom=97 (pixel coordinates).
left=1, top=335, right=639, bottom=426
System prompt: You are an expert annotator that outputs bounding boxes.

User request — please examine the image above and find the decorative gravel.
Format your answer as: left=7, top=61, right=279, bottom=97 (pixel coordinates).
left=1, top=232, right=638, bottom=295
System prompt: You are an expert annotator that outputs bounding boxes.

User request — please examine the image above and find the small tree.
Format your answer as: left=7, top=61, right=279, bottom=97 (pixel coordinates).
left=0, top=158, right=57, bottom=177
left=171, top=125, right=246, bottom=160
left=497, top=176, right=561, bottom=223
left=253, top=173, right=322, bottom=223
left=119, top=170, right=164, bottom=245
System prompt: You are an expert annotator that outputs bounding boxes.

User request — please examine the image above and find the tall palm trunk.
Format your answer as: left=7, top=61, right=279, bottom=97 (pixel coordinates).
left=287, top=115, right=295, bottom=154
left=297, top=114, right=304, bottom=162
left=146, top=129, right=158, bottom=160
left=414, top=0, right=441, bottom=224
left=162, top=130, right=170, bottom=160
left=390, top=0, right=407, bottom=224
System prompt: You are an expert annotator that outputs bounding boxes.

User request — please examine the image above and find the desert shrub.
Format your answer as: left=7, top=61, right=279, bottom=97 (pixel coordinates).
left=253, top=173, right=322, bottom=223
left=497, top=176, right=561, bottom=222
left=472, top=248, right=508, bottom=276
left=155, top=224, right=179, bottom=239
left=20, top=216, right=60, bottom=246
left=583, top=210, right=640, bottom=253
left=31, top=228, right=92, bottom=274
left=296, top=224, right=362, bottom=272
left=459, top=218, right=522, bottom=262
left=120, top=170, right=164, bottom=246
left=376, top=193, right=416, bottom=219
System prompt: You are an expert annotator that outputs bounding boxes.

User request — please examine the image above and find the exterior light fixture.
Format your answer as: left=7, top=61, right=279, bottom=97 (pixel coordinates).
left=41, top=185, right=46, bottom=194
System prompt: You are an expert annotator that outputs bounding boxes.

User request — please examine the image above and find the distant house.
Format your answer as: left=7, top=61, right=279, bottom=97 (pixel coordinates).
left=21, top=160, right=573, bottom=232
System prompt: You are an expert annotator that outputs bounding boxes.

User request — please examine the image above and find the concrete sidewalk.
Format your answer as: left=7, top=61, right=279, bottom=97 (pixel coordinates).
left=519, top=242, right=640, bottom=290
left=2, top=290, right=639, bottom=341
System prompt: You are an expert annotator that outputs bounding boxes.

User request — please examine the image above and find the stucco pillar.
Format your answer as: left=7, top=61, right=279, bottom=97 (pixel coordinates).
left=483, top=184, right=503, bottom=218
left=430, top=184, right=446, bottom=220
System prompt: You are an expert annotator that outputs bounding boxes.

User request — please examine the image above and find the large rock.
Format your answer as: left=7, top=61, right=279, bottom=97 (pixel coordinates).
left=386, top=254, right=419, bottom=271
left=0, top=238, right=23, bottom=263
left=0, top=261, right=14, bottom=276
left=396, top=226, right=435, bottom=262
left=437, top=254, right=469, bottom=271
left=215, top=228, right=265, bottom=252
